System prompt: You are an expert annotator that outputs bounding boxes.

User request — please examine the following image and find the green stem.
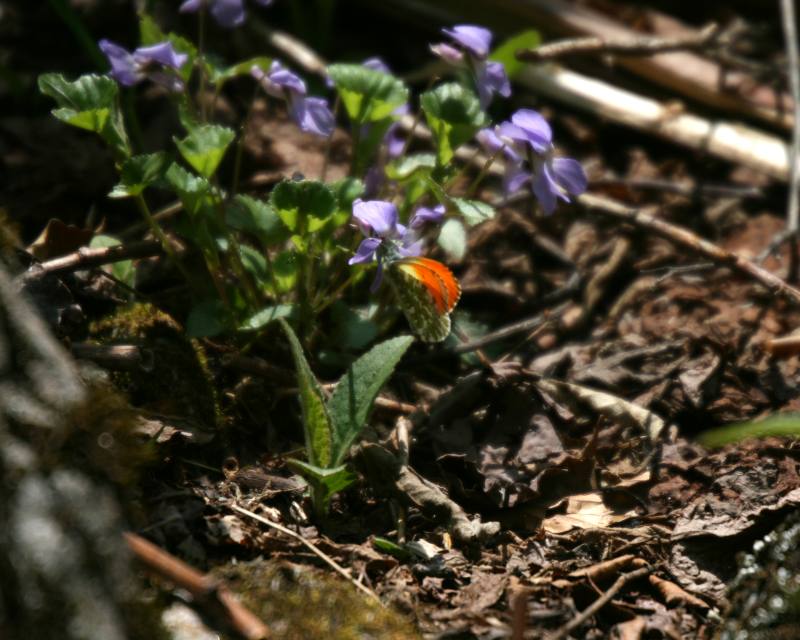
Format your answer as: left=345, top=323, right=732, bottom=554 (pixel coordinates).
left=134, top=194, right=194, bottom=286
left=464, top=145, right=506, bottom=198
left=320, top=95, right=340, bottom=182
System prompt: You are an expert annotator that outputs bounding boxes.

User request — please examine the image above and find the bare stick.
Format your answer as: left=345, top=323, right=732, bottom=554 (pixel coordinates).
left=27, top=240, right=161, bottom=276
left=71, top=343, right=154, bottom=372
left=781, top=0, right=800, bottom=281
left=124, top=532, right=270, bottom=640
left=549, top=565, right=652, bottom=640
left=578, top=193, right=800, bottom=307
left=229, top=504, right=382, bottom=604
left=517, top=22, right=720, bottom=62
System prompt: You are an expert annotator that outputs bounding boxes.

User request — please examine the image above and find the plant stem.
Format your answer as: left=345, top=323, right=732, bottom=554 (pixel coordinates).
left=134, top=194, right=194, bottom=286
left=320, top=95, right=340, bottom=182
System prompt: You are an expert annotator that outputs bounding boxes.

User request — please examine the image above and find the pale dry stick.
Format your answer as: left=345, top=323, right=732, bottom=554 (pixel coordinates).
left=549, top=565, right=653, bottom=640
left=23, top=240, right=162, bottom=276
left=517, top=22, right=720, bottom=62
left=230, top=504, right=383, bottom=604
left=781, top=0, right=800, bottom=281
left=578, top=192, right=800, bottom=307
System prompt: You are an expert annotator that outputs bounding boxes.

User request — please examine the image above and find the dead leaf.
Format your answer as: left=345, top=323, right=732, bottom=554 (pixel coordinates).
left=543, top=492, right=638, bottom=534
left=535, top=377, right=667, bottom=441
left=649, top=574, right=709, bottom=608
left=28, top=218, right=93, bottom=260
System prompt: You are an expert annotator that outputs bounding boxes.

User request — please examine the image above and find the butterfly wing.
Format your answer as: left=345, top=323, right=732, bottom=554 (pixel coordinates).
left=389, top=258, right=461, bottom=343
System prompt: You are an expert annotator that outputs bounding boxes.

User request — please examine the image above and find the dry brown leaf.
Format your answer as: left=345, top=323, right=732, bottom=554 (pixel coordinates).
left=649, top=574, right=709, bottom=609
left=535, top=378, right=666, bottom=441
left=570, top=554, right=648, bottom=581
left=543, top=492, right=638, bottom=534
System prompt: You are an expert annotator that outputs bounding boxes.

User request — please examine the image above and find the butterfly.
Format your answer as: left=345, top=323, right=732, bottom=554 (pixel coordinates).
left=387, top=257, right=461, bottom=343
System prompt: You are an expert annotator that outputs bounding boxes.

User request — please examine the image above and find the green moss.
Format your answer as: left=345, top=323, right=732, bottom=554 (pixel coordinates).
left=214, top=559, right=420, bottom=640
left=91, top=303, right=220, bottom=429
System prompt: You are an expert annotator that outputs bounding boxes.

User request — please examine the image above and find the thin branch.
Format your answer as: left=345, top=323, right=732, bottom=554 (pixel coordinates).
left=26, top=240, right=162, bottom=276
left=124, top=532, right=270, bottom=640
left=578, top=193, right=800, bottom=307
left=781, top=0, right=800, bottom=281
left=229, top=504, right=382, bottom=604
left=549, top=565, right=652, bottom=640
left=71, top=343, right=154, bottom=372
left=517, top=23, right=720, bottom=62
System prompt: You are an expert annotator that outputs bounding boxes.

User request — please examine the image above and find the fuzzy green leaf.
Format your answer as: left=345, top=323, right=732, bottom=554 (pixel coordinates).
left=226, top=195, right=285, bottom=242
left=385, top=153, right=436, bottom=181
left=279, top=319, right=334, bottom=468
left=186, top=299, right=229, bottom=337
left=451, top=197, right=495, bottom=226
left=174, top=124, right=235, bottom=179
left=109, top=152, right=171, bottom=198
left=240, top=304, right=295, bottom=330
left=38, top=73, right=130, bottom=157
left=327, top=63, right=408, bottom=124
left=700, top=413, right=800, bottom=448
left=327, top=335, right=414, bottom=465
left=269, top=179, right=336, bottom=234
left=437, top=218, right=467, bottom=261
left=489, top=29, right=541, bottom=79
left=421, top=82, right=487, bottom=165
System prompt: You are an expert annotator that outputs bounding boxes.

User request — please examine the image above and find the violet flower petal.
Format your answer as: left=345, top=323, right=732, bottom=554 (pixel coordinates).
left=267, top=60, right=306, bottom=95
left=510, top=109, right=553, bottom=153
left=551, top=157, right=587, bottom=196
left=352, top=199, right=399, bottom=237
left=210, top=0, right=246, bottom=28
left=476, top=60, right=510, bottom=108
left=362, top=57, right=392, bottom=74
left=99, top=39, right=139, bottom=86
left=134, top=42, right=188, bottom=70
left=290, top=96, right=335, bottom=137
left=430, top=42, right=464, bottom=65
left=532, top=162, right=559, bottom=215
left=504, top=165, right=531, bottom=194
left=442, top=25, right=492, bottom=58
left=179, top=0, right=203, bottom=12
left=477, top=127, right=521, bottom=163
left=409, top=204, right=445, bottom=229
left=348, top=237, right=382, bottom=265
left=385, top=123, right=405, bottom=158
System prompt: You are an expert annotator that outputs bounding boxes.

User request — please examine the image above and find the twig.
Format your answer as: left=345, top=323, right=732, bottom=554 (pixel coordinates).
left=549, top=565, right=652, bottom=640
left=590, top=177, right=763, bottom=200
left=25, top=240, right=162, bottom=276
left=781, top=0, right=800, bottom=281
left=517, top=22, right=720, bottom=61
left=124, top=532, right=270, bottom=640
left=229, top=504, right=382, bottom=604
left=578, top=193, right=800, bottom=307
left=71, top=343, right=154, bottom=372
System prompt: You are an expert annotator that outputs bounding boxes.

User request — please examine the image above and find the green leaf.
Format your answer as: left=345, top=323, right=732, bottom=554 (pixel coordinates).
left=451, top=197, right=495, bottom=226
left=331, top=302, right=379, bottom=351
left=165, top=163, right=214, bottom=216
left=385, top=153, right=436, bottom=181
left=421, top=82, right=487, bottom=165
left=89, top=234, right=135, bottom=286
left=186, top=299, right=229, bottom=337
left=372, top=537, right=412, bottom=561
left=279, top=319, right=334, bottom=468
left=327, top=63, right=408, bottom=123
left=212, top=56, right=272, bottom=85
left=700, top=413, right=800, bottom=448
left=109, top=152, right=171, bottom=198
left=329, top=177, right=365, bottom=229
left=174, top=124, right=235, bottom=179
left=490, top=29, right=541, bottom=79
left=227, top=195, right=285, bottom=242
left=437, top=218, right=467, bottom=261
left=273, top=250, right=299, bottom=293
left=285, top=459, right=357, bottom=516
left=240, top=304, right=296, bottom=330
left=38, top=73, right=130, bottom=157
left=327, top=335, right=414, bottom=465
left=269, top=180, right=336, bottom=234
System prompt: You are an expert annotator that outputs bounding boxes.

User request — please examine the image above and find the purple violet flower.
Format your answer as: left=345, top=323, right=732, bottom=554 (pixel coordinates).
left=252, top=61, right=334, bottom=137
left=348, top=199, right=422, bottom=290
left=179, top=0, right=273, bottom=29
left=432, top=24, right=511, bottom=108
left=409, top=204, right=445, bottom=229
left=99, top=39, right=188, bottom=92
left=493, top=108, right=587, bottom=214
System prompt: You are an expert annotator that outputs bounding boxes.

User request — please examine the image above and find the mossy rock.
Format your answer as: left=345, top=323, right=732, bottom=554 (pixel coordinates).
left=215, top=559, right=420, bottom=639
left=91, top=303, right=220, bottom=429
